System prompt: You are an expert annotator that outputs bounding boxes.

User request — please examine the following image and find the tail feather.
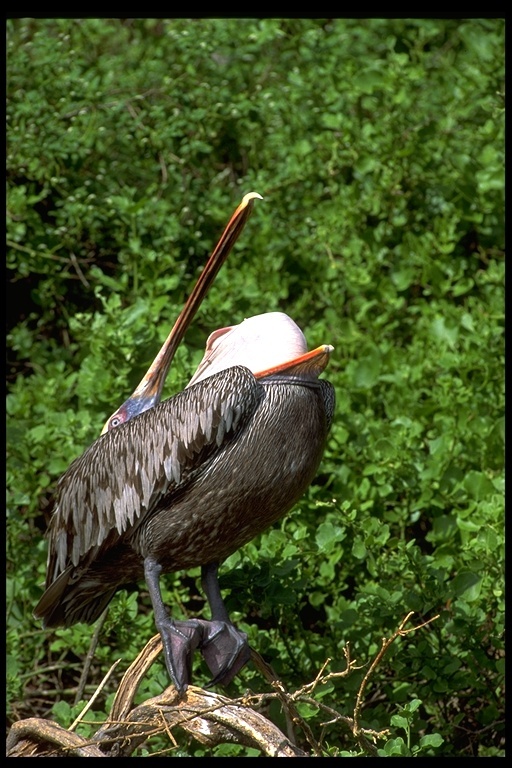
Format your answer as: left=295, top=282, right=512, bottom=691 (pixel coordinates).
left=34, top=567, right=117, bottom=628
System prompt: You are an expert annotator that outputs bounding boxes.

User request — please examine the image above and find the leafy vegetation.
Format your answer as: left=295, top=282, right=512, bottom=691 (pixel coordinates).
left=7, top=18, right=504, bottom=757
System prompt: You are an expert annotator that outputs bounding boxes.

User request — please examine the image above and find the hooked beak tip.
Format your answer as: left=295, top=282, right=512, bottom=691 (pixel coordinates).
left=242, top=191, right=264, bottom=206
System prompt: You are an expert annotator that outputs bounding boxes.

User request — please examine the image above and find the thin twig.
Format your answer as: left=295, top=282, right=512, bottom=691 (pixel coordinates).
left=69, top=659, right=121, bottom=732
left=352, top=612, right=440, bottom=747
left=69, top=251, right=90, bottom=288
left=74, top=608, right=109, bottom=705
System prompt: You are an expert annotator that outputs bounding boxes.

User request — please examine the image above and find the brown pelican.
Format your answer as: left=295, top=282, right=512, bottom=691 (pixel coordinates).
left=34, top=198, right=335, bottom=695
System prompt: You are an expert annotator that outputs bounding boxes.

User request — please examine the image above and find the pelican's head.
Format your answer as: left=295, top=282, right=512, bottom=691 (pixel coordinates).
left=187, top=312, right=332, bottom=386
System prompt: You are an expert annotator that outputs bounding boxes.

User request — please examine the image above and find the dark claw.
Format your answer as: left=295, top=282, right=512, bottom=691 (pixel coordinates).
left=199, top=620, right=251, bottom=687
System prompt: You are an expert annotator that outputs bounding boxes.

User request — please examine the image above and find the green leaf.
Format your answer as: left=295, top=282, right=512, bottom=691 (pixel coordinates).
left=352, top=351, right=382, bottom=388
left=391, top=713, right=410, bottom=730
left=463, top=471, right=496, bottom=500
left=420, top=733, right=444, bottom=748
left=352, top=537, right=367, bottom=560
left=451, top=571, right=482, bottom=601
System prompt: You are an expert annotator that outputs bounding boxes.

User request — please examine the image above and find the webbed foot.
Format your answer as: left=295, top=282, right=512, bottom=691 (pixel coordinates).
left=157, top=618, right=250, bottom=692
left=200, top=620, right=251, bottom=687
left=157, top=618, right=206, bottom=694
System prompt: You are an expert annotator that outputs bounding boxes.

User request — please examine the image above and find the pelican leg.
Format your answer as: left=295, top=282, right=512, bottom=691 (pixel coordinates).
left=199, top=562, right=251, bottom=687
left=144, top=556, right=205, bottom=694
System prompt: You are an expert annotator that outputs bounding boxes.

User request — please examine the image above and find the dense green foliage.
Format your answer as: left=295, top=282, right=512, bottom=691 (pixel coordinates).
left=7, top=18, right=504, bottom=757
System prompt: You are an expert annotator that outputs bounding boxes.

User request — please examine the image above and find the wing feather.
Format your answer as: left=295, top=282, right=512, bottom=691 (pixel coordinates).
left=45, top=366, right=261, bottom=582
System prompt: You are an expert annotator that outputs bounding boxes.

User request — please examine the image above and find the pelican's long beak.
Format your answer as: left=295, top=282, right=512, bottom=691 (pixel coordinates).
left=101, top=192, right=263, bottom=434
left=253, top=345, right=334, bottom=379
